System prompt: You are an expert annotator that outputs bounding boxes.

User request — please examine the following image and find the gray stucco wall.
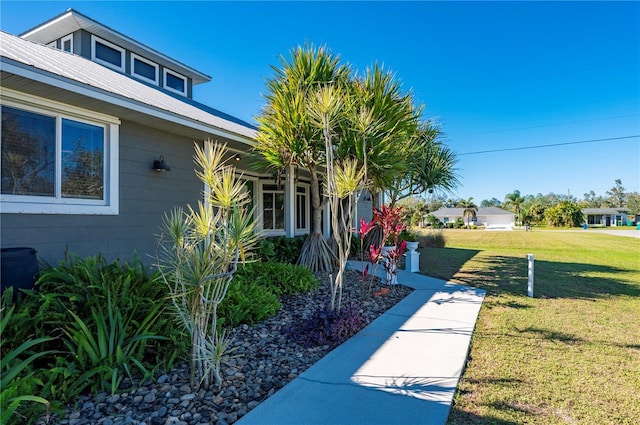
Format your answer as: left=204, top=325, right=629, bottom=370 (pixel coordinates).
left=0, top=121, right=202, bottom=267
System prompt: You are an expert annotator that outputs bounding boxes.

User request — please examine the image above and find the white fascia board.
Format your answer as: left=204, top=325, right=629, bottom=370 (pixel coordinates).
left=1, top=59, right=255, bottom=147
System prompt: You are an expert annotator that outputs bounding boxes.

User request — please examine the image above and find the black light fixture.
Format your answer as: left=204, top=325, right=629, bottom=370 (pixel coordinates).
left=153, top=155, right=171, bottom=172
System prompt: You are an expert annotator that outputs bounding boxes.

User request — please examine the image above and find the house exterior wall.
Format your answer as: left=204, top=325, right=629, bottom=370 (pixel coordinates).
left=0, top=121, right=202, bottom=266
left=479, top=214, right=514, bottom=228
left=586, top=213, right=629, bottom=226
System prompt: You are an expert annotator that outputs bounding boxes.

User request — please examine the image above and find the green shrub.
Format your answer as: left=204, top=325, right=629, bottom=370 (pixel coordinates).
left=219, top=280, right=280, bottom=326
left=418, top=230, right=447, bottom=248
left=264, top=236, right=307, bottom=264
left=1, top=296, right=55, bottom=424
left=64, top=293, right=167, bottom=395
left=1, top=254, right=179, bottom=408
left=234, top=262, right=318, bottom=296
left=218, top=262, right=319, bottom=326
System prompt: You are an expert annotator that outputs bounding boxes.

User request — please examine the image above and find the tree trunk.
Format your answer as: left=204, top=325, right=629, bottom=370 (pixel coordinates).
left=297, top=166, right=334, bottom=272
left=309, top=166, right=323, bottom=236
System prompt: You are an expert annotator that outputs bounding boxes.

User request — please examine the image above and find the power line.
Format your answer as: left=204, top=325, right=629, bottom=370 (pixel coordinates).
left=458, top=135, right=640, bottom=156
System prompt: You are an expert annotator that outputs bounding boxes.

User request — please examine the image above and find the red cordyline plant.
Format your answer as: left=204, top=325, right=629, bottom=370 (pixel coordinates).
left=358, top=205, right=406, bottom=290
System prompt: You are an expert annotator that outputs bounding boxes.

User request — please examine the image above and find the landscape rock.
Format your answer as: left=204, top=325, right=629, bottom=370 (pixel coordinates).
left=37, top=270, right=411, bottom=424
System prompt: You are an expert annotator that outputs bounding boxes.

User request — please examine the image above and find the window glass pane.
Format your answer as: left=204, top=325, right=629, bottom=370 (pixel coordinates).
left=296, top=193, right=306, bottom=229
left=134, top=58, right=156, bottom=81
left=263, top=193, right=273, bottom=229
left=95, top=41, right=121, bottom=67
left=1, top=106, right=55, bottom=196
left=274, top=192, right=285, bottom=229
left=61, top=119, right=104, bottom=200
left=63, top=38, right=72, bottom=52
left=166, top=72, right=185, bottom=93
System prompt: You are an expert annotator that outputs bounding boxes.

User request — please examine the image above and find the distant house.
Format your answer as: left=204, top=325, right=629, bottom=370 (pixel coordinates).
left=431, top=207, right=515, bottom=229
left=582, top=208, right=631, bottom=227
left=0, top=9, right=318, bottom=265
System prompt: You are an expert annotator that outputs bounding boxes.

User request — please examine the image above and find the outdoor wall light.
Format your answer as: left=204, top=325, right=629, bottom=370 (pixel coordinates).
left=153, top=155, right=171, bottom=172
left=234, top=154, right=241, bottom=161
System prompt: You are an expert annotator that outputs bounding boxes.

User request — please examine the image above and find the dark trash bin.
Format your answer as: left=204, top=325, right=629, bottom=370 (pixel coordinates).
left=1, top=247, right=39, bottom=300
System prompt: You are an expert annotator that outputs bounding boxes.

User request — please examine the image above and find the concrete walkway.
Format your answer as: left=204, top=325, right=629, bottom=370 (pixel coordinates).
left=237, top=262, right=486, bottom=425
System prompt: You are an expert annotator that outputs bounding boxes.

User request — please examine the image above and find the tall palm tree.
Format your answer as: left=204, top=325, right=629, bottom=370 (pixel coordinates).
left=504, top=190, right=525, bottom=226
left=387, top=122, right=460, bottom=207
left=457, top=197, right=477, bottom=228
left=255, top=44, right=350, bottom=272
left=337, top=63, right=420, bottom=207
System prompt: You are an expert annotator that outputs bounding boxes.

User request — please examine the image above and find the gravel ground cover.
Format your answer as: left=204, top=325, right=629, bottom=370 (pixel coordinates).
left=43, top=269, right=412, bottom=425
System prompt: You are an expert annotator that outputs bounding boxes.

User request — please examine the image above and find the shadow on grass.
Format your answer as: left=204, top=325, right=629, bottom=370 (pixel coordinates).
left=447, top=407, right=521, bottom=425
left=420, top=248, right=640, bottom=300
left=516, top=326, right=585, bottom=344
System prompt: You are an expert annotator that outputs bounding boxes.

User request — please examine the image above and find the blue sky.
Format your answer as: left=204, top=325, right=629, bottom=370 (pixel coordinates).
left=2, top=1, right=638, bottom=203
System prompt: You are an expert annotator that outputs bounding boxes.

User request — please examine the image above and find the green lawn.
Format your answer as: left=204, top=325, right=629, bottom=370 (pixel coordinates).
left=417, top=229, right=640, bottom=424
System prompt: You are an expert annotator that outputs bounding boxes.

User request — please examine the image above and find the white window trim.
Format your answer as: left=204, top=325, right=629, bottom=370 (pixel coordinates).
left=163, top=68, right=187, bottom=96
left=91, top=35, right=125, bottom=73
left=0, top=89, right=120, bottom=215
left=130, top=53, right=159, bottom=85
left=258, top=181, right=286, bottom=237
left=61, top=34, right=73, bottom=53
left=295, top=183, right=310, bottom=235
left=46, top=40, right=56, bottom=49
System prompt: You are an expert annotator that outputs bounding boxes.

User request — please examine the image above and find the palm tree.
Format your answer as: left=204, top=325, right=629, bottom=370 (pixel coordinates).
left=457, top=197, right=477, bottom=228
left=255, top=44, right=350, bottom=272
left=337, top=63, right=420, bottom=207
left=387, top=122, right=460, bottom=207
left=504, top=190, right=525, bottom=226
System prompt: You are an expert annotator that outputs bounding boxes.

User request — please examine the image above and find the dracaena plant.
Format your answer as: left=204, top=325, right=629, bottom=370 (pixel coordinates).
left=156, top=141, right=258, bottom=390
left=360, top=205, right=406, bottom=287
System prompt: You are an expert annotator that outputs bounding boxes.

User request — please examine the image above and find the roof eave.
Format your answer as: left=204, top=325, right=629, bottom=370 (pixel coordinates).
left=1, top=57, right=255, bottom=146
left=19, top=8, right=211, bottom=85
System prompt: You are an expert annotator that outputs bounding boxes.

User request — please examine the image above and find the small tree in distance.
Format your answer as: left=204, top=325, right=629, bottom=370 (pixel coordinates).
left=545, top=201, right=584, bottom=227
left=457, top=197, right=478, bottom=228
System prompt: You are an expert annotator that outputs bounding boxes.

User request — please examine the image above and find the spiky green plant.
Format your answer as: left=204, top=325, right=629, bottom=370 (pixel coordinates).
left=156, top=141, right=258, bottom=389
left=0, top=302, right=54, bottom=424
left=307, top=84, right=366, bottom=312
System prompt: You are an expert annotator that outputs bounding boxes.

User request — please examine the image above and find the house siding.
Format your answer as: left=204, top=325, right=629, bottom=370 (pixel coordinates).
left=0, top=121, right=202, bottom=266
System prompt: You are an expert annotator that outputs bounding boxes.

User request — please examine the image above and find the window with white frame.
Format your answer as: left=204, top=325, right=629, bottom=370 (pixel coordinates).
left=163, top=69, right=187, bottom=96
left=295, top=184, right=309, bottom=233
left=261, top=184, right=285, bottom=233
left=131, top=53, right=159, bottom=85
left=91, top=35, right=125, bottom=72
left=61, top=34, right=73, bottom=53
left=1, top=92, right=119, bottom=214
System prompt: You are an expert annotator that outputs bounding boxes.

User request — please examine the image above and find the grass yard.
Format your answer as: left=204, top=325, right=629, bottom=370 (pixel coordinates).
left=417, top=229, right=640, bottom=424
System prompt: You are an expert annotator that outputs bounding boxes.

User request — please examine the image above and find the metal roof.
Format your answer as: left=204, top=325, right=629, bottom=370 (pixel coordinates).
left=19, top=8, right=211, bottom=85
left=582, top=208, right=630, bottom=214
left=431, top=207, right=515, bottom=216
left=1, top=31, right=257, bottom=144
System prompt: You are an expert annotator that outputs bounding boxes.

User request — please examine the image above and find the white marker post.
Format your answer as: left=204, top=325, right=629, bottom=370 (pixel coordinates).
left=527, top=254, right=534, bottom=297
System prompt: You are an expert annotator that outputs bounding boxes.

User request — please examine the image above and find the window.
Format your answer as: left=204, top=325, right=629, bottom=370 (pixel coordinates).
left=1, top=92, right=119, bottom=214
left=163, top=69, right=187, bottom=96
left=262, top=184, right=284, bottom=233
left=131, top=53, right=159, bottom=84
left=296, top=184, right=309, bottom=232
left=61, top=34, right=73, bottom=53
left=91, top=35, right=124, bottom=72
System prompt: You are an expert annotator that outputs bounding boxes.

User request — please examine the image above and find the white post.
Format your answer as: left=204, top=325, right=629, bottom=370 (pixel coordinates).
left=527, top=254, right=534, bottom=297
left=404, top=251, right=420, bottom=272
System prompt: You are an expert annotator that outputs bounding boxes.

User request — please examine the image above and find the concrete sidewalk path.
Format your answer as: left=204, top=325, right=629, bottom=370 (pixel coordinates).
left=237, top=263, right=486, bottom=425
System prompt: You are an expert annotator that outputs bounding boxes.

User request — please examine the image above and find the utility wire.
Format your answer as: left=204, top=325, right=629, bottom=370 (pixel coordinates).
left=458, top=135, right=640, bottom=156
